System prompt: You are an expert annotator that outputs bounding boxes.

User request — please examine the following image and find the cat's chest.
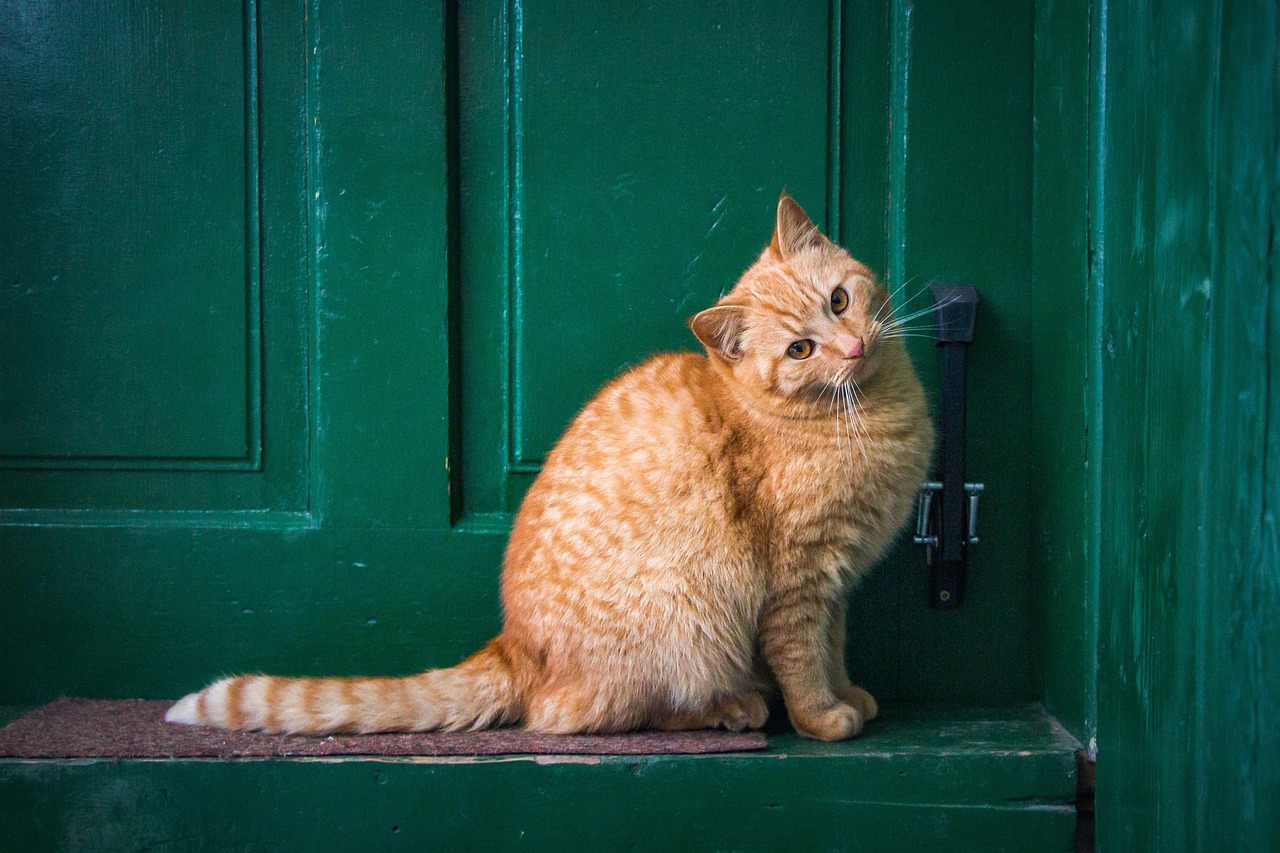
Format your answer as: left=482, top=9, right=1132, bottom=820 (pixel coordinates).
left=764, top=448, right=881, bottom=525
left=750, top=412, right=930, bottom=552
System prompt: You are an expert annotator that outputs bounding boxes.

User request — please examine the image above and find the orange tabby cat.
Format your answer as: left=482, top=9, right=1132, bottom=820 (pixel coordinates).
left=167, top=192, right=934, bottom=740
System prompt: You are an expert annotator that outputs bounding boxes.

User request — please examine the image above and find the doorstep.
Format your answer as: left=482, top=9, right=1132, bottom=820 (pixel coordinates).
left=0, top=702, right=1080, bottom=852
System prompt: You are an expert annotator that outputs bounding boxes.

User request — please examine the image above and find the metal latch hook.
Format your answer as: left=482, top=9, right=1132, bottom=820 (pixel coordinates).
left=914, top=481, right=985, bottom=550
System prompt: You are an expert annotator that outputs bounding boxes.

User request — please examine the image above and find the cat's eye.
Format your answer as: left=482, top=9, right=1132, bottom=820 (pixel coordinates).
left=787, top=339, right=815, bottom=360
left=831, top=286, right=850, bottom=315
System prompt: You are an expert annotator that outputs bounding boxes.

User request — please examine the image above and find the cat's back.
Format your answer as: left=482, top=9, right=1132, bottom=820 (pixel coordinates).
left=504, top=351, right=738, bottom=577
left=542, top=351, right=726, bottom=477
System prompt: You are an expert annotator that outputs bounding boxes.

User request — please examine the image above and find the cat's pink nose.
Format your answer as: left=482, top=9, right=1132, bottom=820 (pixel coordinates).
left=844, top=336, right=865, bottom=359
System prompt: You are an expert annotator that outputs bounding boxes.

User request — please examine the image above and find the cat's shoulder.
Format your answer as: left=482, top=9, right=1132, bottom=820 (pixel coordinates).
left=597, top=351, right=715, bottom=401
left=568, top=351, right=722, bottom=441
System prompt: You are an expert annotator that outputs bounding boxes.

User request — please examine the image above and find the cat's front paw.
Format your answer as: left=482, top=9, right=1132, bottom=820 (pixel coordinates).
left=712, top=692, right=769, bottom=732
left=790, top=702, right=864, bottom=741
left=836, top=684, right=878, bottom=722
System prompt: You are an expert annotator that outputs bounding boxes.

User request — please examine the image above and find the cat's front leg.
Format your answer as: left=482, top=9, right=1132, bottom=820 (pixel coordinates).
left=827, top=597, right=878, bottom=722
left=760, top=579, right=865, bottom=740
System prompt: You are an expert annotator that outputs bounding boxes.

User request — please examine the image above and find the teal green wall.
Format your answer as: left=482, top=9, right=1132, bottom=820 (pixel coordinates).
left=1034, top=1, right=1279, bottom=848
left=1088, top=0, right=1279, bottom=850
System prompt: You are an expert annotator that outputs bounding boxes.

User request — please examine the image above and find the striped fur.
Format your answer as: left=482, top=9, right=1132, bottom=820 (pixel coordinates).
left=167, top=193, right=934, bottom=740
left=165, top=640, right=524, bottom=734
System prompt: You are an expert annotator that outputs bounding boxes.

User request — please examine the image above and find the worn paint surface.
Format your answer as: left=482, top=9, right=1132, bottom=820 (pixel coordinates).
left=1030, top=5, right=1280, bottom=848
left=0, top=704, right=1078, bottom=852
left=1091, top=0, right=1280, bottom=850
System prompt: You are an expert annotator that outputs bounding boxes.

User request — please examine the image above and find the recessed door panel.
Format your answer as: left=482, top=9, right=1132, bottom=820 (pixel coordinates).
left=1, top=0, right=256, bottom=463
left=0, top=0, right=309, bottom=511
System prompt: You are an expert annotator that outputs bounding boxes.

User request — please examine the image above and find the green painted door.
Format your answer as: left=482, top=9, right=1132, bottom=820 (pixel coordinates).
left=1, top=0, right=1036, bottom=711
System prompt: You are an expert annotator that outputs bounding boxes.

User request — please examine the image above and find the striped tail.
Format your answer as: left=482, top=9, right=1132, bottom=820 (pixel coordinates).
left=164, top=639, right=525, bottom=734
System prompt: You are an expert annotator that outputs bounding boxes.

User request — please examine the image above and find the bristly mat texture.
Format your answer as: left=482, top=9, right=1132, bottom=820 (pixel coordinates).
left=0, top=699, right=768, bottom=759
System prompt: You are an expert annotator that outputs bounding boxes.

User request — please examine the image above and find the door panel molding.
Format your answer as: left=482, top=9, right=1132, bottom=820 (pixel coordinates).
left=0, top=0, right=268, bottom=470
left=0, top=0, right=310, bottom=513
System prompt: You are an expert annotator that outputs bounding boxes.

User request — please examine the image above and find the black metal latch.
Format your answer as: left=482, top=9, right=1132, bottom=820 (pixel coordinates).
left=915, top=284, right=983, bottom=609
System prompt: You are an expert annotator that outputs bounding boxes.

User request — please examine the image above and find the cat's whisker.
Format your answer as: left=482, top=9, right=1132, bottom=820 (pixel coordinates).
left=880, top=316, right=953, bottom=333
left=830, top=392, right=839, bottom=457
left=882, top=272, right=916, bottom=307
left=877, top=274, right=938, bottom=325
left=875, top=321, right=949, bottom=340
left=822, top=371, right=845, bottom=463
left=841, top=382, right=869, bottom=468
left=882, top=317, right=943, bottom=335
left=884, top=271, right=928, bottom=308
left=849, top=379, right=870, bottom=466
left=879, top=334, right=946, bottom=344
left=825, top=372, right=845, bottom=411
left=879, top=332, right=950, bottom=341
left=880, top=313, right=932, bottom=336
left=884, top=290, right=959, bottom=324
left=884, top=311, right=952, bottom=327
left=851, top=387, right=870, bottom=467
left=905, top=289, right=961, bottom=315
left=838, top=383, right=852, bottom=464
left=882, top=295, right=958, bottom=332
left=882, top=320, right=949, bottom=332
left=838, top=374, right=856, bottom=467
left=876, top=272, right=925, bottom=324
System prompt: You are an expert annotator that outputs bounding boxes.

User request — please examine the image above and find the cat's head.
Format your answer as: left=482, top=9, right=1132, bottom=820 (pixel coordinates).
left=689, top=192, right=899, bottom=407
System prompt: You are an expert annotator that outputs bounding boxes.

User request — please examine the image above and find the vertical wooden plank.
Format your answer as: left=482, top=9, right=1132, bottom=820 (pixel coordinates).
left=838, top=0, right=888, bottom=270
left=1202, top=0, right=1280, bottom=847
left=1087, top=0, right=1280, bottom=849
left=1096, top=0, right=1217, bottom=840
left=453, top=0, right=513, bottom=520
left=1031, top=0, right=1095, bottom=748
left=1094, top=0, right=1280, bottom=846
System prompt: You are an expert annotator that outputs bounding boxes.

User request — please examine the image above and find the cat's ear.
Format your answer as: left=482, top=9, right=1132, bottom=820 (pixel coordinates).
left=770, top=191, right=831, bottom=260
left=689, top=305, right=746, bottom=362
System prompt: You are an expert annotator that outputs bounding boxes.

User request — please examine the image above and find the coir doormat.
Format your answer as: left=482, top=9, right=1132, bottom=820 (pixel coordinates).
left=0, top=698, right=768, bottom=759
